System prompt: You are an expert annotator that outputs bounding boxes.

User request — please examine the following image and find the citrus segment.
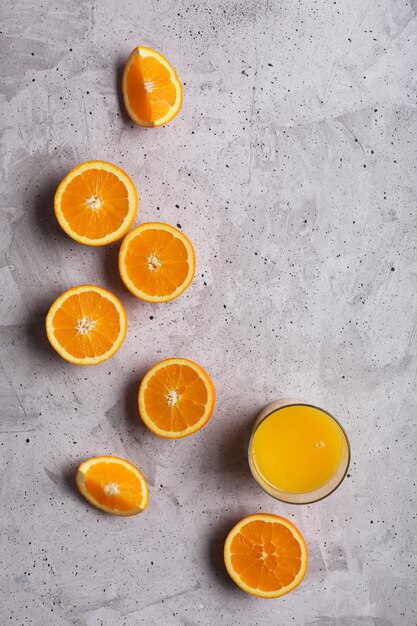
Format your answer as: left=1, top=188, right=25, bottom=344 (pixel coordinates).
left=76, top=456, right=148, bottom=516
left=54, top=161, right=138, bottom=246
left=122, top=46, right=182, bottom=127
left=119, top=223, right=195, bottom=302
left=46, top=285, right=127, bottom=365
left=138, top=358, right=215, bottom=438
left=224, top=514, right=308, bottom=598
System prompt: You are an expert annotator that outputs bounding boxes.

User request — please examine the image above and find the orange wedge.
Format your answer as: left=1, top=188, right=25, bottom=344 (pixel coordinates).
left=46, top=285, right=127, bottom=365
left=54, top=161, right=138, bottom=246
left=76, top=456, right=148, bottom=516
left=118, top=222, right=195, bottom=302
left=138, top=358, right=215, bottom=438
left=224, top=514, right=308, bottom=598
left=122, top=46, right=182, bottom=127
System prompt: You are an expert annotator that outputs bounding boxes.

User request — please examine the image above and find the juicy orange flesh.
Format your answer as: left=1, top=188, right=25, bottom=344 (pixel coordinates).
left=124, top=229, right=190, bottom=297
left=143, top=364, right=208, bottom=432
left=83, top=461, right=144, bottom=512
left=230, top=520, right=303, bottom=592
left=126, top=53, right=178, bottom=123
left=60, top=169, right=130, bottom=239
left=51, top=291, right=122, bottom=359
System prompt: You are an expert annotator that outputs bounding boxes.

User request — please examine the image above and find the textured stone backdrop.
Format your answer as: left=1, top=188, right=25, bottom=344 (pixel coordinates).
left=1, top=0, right=416, bottom=624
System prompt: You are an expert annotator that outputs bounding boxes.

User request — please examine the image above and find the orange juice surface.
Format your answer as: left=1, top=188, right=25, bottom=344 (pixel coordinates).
left=250, top=405, right=345, bottom=494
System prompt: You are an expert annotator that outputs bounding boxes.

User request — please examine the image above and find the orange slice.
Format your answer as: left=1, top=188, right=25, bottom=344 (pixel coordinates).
left=138, top=358, right=215, bottom=438
left=122, top=46, right=182, bottom=127
left=54, top=161, right=138, bottom=246
left=224, top=514, right=308, bottom=598
left=76, top=456, right=148, bottom=516
left=118, top=222, right=195, bottom=302
left=46, top=285, right=127, bottom=365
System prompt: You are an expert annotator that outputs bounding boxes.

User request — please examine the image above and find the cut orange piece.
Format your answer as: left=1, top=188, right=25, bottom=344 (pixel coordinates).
left=54, top=161, right=138, bottom=246
left=76, top=456, right=148, bottom=516
left=138, top=358, right=215, bottom=438
left=46, top=285, right=127, bottom=365
left=224, top=514, right=308, bottom=598
left=119, top=222, right=195, bottom=302
left=122, top=46, right=182, bottom=127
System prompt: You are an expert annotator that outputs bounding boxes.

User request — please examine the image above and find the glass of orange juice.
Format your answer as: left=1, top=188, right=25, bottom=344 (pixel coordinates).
left=248, top=400, right=350, bottom=504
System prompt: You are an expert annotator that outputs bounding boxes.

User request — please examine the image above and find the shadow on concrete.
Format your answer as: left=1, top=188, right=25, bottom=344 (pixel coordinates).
left=202, top=407, right=257, bottom=484
left=102, top=241, right=127, bottom=297
left=206, top=514, right=244, bottom=592
left=32, top=176, right=68, bottom=242
left=115, top=56, right=134, bottom=126
left=43, top=462, right=85, bottom=507
left=200, top=406, right=260, bottom=584
left=24, top=296, right=58, bottom=362
left=104, top=368, right=154, bottom=444
left=62, top=462, right=82, bottom=498
left=123, top=372, right=146, bottom=438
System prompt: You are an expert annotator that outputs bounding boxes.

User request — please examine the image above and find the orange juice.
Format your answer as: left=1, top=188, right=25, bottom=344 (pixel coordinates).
left=249, top=403, right=349, bottom=501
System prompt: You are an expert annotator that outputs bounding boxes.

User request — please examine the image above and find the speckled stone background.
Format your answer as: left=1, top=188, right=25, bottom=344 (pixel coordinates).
left=1, top=0, right=416, bottom=624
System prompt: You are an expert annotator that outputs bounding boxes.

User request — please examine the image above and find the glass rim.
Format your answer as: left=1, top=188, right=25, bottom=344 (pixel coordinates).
left=248, top=401, right=351, bottom=505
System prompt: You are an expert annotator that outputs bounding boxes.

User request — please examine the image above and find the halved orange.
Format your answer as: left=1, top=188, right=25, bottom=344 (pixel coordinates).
left=138, top=358, right=215, bottom=438
left=122, top=46, right=182, bottom=127
left=46, top=285, right=127, bottom=365
left=76, top=456, right=148, bottom=516
left=224, top=514, right=308, bottom=598
left=54, top=161, right=138, bottom=246
left=119, top=222, right=195, bottom=302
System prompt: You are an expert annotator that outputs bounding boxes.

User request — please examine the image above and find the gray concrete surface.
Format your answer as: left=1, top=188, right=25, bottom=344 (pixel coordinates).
left=1, top=0, right=416, bottom=624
